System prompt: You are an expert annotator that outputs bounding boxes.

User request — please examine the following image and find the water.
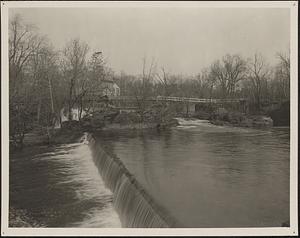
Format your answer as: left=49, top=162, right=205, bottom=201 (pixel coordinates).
left=89, top=134, right=178, bottom=227
left=9, top=139, right=121, bottom=227
left=95, top=119, right=290, bottom=228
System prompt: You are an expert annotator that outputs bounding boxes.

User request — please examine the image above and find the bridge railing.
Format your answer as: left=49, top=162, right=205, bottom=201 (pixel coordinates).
left=95, top=95, right=246, bottom=104
left=155, top=96, right=245, bottom=103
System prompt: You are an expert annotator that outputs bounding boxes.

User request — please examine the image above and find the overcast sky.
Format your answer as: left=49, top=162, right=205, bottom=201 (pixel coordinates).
left=10, top=6, right=290, bottom=75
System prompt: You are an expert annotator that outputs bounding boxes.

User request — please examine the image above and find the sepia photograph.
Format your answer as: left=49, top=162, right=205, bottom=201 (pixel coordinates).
left=1, top=1, right=298, bottom=236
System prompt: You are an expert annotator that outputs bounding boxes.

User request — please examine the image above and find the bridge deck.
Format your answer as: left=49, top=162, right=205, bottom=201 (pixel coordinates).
left=106, top=96, right=246, bottom=104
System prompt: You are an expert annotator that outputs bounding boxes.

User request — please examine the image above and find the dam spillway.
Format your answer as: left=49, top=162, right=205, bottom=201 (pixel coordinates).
left=87, top=133, right=180, bottom=228
left=87, top=119, right=290, bottom=228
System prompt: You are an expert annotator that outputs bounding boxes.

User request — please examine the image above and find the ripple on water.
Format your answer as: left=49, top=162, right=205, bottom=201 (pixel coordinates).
left=97, top=118, right=290, bottom=227
left=10, top=138, right=121, bottom=228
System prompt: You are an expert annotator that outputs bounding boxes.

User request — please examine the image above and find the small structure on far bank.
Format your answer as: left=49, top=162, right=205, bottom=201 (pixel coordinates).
left=101, top=80, right=120, bottom=97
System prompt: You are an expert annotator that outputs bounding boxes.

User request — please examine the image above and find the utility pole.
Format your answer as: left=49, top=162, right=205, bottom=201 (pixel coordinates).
left=48, top=75, right=54, bottom=114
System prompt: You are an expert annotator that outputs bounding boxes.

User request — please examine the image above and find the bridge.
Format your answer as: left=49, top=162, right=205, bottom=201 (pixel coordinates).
left=86, top=95, right=248, bottom=115
left=107, top=95, right=245, bottom=103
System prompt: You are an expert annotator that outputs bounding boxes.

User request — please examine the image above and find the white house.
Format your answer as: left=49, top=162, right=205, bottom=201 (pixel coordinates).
left=101, top=80, right=120, bottom=97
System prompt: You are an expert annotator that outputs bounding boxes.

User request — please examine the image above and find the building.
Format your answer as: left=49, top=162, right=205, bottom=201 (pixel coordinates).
left=101, top=80, right=120, bottom=97
left=88, top=79, right=120, bottom=100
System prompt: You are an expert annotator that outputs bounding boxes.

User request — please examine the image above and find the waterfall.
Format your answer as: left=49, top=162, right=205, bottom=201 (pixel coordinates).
left=86, top=133, right=180, bottom=228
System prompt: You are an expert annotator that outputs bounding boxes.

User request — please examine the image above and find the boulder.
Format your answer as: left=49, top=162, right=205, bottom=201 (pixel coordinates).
left=251, top=116, right=273, bottom=128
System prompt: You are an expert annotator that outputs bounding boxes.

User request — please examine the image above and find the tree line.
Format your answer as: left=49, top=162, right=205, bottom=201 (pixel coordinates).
left=9, top=15, right=110, bottom=148
left=9, top=14, right=290, bottom=149
left=115, top=53, right=290, bottom=109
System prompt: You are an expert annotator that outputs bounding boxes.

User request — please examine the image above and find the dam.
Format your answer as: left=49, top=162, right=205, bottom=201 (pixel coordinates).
left=9, top=119, right=290, bottom=228
left=89, top=119, right=290, bottom=228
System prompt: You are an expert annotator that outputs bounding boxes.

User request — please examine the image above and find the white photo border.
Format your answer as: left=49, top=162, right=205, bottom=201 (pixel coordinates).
left=1, top=1, right=298, bottom=236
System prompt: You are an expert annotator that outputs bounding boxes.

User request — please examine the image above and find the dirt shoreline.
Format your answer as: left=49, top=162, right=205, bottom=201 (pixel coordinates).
left=9, top=207, right=45, bottom=228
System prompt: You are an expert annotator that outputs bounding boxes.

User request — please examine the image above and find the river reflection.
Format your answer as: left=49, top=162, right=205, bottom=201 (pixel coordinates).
left=96, top=120, right=290, bottom=227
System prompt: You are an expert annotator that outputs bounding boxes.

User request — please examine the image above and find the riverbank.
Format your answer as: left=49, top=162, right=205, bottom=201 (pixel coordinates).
left=57, top=98, right=291, bottom=133
left=9, top=207, right=45, bottom=227
left=195, top=101, right=290, bottom=128
left=60, top=113, right=275, bottom=134
left=209, top=112, right=274, bottom=128
left=61, top=108, right=179, bottom=132
left=192, top=106, right=276, bottom=129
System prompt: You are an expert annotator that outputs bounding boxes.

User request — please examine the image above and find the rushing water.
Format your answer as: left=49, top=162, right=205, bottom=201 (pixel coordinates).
left=10, top=119, right=290, bottom=228
left=95, top=119, right=290, bottom=228
left=88, top=134, right=178, bottom=228
left=9, top=140, right=121, bottom=227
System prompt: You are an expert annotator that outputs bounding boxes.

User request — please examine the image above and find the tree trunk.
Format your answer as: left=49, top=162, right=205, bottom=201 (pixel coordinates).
left=37, top=98, right=42, bottom=123
left=68, top=99, right=73, bottom=121
left=79, top=97, right=83, bottom=121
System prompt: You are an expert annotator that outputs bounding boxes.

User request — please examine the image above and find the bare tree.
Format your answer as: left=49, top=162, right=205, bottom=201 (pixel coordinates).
left=132, top=57, right=156, bottom=122
left=193, top=69, right=217, bottom=99
left=210, top=54, right=247, bottom=98
left=61, top=38, right=89, bottom=120
left=247, top=53, right=270, bottom=110
left=9, top=14, right=45, bottom=98
left=9, top=14, right=46, bottom=149
left=274, top=51, right=290, bottom=101
left=156, top=67, right=171, bottom=96
left=29, top=43, right=58, bottom=122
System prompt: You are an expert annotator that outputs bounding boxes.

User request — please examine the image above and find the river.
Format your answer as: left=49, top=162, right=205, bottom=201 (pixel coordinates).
left=9, top=141, right=121, bottom=227
left=95, top=119, right=290, bottom=227
left=10, top=119, right=289, bottom=228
